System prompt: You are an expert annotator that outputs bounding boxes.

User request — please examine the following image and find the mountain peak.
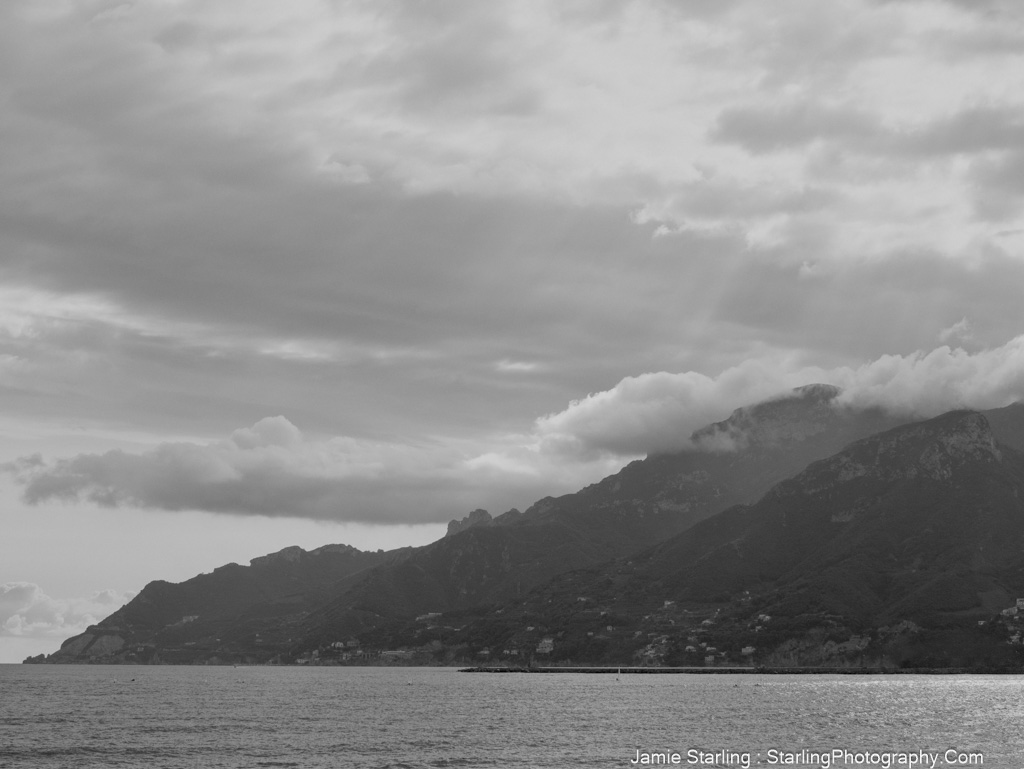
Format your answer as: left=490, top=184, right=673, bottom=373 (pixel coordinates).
left=792, top=383, right=842, bottom=400
left=446, top=508, right=493, bottom=537
left=250, top=545, right=305, bottom=568
left=691, top=383, right=844, bottom=451
left=247, top=543, right=362, bottom=568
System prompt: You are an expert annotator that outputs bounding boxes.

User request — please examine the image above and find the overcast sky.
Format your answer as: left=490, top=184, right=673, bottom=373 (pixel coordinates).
left=3, top=0, right=1024, bottom=661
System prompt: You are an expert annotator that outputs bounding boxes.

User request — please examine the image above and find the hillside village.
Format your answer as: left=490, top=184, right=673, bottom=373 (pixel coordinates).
left=283, top=596, right=1024, bottom=670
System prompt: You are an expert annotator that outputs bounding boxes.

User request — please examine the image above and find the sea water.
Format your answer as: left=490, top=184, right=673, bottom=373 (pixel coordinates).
left=1, top=665, right=1023, bottom=768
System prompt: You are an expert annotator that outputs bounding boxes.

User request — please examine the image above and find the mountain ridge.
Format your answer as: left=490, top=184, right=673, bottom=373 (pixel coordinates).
left=435, top=409, right=1024, bottom=668
left=293, top=384, right=915, bottom=646
left=30, top=388, right=1024, bottom=667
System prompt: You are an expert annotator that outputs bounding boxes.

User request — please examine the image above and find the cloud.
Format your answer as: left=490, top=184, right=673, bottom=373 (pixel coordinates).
left=230, top=416, right=302, bottom=449
left=832, top=339, right=1024, bottom=414
left=495, top=359, right=540, bottom=373
left=9, top=337, right=1024, bottom=523
left=2, top=0, right=1023, bottom=368
left=900, top=107, right=1024, bottom=156
left=536, top=338, right=1024, bottom=458
left=4, top=0, right=1021, bottom=270
left=1, top=417, right=588, bottom=523
left=535, top=362, right=812, bottom=458
left=711, top=103, right=881, bottom=154
left=3, top=0, right=1024, bottom=527
left=969, top=150, right=1024, bottom=220
left=938, top=317, right=974, bottom=346
left=362, top=0, right=543, bottom=117
left=0, top=582, right=134, bottom=639
left=713, top=102, right=1024, bottom=160
left=927, top=0, right=1018, bottom=14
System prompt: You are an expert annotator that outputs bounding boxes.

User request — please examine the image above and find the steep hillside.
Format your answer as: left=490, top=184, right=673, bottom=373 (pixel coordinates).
left=515, top=385, right=903, bottom=550
left=985, top=401, right=1024, bottom=452
left=41, top=544, right=397, bottom=664
left=298, top=385, right=909, bottom=644
left=440, top=410, right=1024, bottom=669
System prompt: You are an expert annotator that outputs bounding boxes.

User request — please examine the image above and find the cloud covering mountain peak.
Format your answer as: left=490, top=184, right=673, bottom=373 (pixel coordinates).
left=6, top=338, right=1024, bottom=524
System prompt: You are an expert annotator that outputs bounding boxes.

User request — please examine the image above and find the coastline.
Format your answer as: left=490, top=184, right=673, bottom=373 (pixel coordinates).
left=458, top=665, right=1024, bottom=674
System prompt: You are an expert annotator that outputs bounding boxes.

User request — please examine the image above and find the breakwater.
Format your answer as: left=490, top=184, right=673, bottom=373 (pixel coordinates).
left=458, top=665, right=995, bottom=674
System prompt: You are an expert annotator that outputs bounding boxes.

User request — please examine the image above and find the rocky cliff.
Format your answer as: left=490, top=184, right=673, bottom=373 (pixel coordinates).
left=445, top=509, right=493, bottom=537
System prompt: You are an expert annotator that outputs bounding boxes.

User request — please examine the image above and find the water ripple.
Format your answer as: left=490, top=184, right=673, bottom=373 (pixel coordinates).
left=2, top=666, right=1023, bottom=768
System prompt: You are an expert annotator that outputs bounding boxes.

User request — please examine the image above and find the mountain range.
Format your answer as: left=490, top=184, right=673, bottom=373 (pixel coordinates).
left=30, top=385, right=1024, bottom=669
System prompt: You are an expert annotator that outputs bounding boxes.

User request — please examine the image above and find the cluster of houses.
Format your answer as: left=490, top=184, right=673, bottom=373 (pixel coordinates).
left=283, top=597, right=1024, bottom=667
left=293, top=624, right=565, bottom=665
left=1000, top=597, right=1024, bottom=617
left=997, top=598, right=1024, bottom=646
left=476, top=636, right=556, bottom=661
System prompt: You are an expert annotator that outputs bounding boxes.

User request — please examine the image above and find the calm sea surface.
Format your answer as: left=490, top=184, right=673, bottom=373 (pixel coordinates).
left=1, top=666, right=1023, bottom=769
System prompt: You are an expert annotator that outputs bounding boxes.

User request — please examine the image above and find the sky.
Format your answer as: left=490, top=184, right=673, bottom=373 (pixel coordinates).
left=3, top=0, right=1024, bottom=662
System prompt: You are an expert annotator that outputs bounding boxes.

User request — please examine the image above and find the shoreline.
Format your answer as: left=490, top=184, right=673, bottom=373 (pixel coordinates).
left=458, top=665, right=1024, bottom=674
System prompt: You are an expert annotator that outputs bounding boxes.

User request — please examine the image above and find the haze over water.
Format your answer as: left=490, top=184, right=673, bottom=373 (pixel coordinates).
left=2, top=666, right=1021, bottom=768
